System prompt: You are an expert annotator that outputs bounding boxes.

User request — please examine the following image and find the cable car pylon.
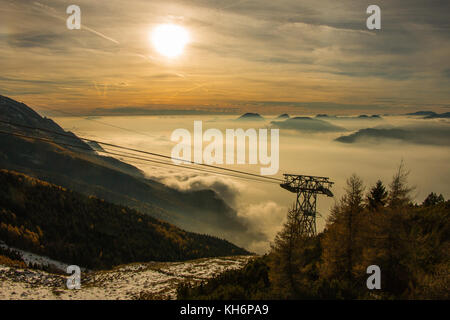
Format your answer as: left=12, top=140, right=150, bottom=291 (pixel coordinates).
left=280, top=174, right=334, bottom=237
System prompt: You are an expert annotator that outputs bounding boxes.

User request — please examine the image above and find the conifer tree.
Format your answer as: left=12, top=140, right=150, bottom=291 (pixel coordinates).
left=388, top=161, right=413, bottom=208
left=422, top=192, right=444, bottom=207
left=320, top=174, right=365, bottom=284
left=367, top=180, right=388, bottom=210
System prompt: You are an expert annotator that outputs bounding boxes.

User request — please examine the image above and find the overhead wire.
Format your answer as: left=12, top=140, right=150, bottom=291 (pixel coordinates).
left=0, top=123, right=282, bottom=185
left=0, top=119, right=284, bottom=183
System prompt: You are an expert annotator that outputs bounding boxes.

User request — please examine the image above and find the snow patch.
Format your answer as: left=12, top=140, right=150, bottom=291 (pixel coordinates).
left=0, top=255, right=253, bottom=300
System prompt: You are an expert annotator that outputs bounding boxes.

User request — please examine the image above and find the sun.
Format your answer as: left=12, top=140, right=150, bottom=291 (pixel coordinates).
left=150, top=24, right=190, bottom=58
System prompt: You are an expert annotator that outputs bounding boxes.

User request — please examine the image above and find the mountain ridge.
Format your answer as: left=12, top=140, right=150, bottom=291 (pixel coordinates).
left=0, top=95, right=262, bottom=248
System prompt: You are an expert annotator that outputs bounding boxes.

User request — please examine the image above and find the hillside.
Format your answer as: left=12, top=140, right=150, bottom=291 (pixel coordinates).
left=0, top=95, right=257, bottom=248
left=0, top=170, right=249, bottom=270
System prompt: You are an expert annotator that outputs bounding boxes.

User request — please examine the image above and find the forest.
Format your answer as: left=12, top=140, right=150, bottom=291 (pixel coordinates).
left=177, top=164, right=449, bottom=299
left=0, top=169, right=249, bottom=270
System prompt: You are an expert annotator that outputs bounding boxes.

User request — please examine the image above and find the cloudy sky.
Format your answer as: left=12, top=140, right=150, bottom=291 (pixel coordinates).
left=0, top=0, right=449, bottom=114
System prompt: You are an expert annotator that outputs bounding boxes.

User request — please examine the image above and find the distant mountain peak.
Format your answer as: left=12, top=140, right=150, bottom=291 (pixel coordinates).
left=275, top=113, right=289, bottom=120
left=271, top=116, right=346, bottom=132
left=405, top=110, right=449, bottom=119
left=406, top=111, right=437, bottom=117
left=236, top=113, right=265, bottom=121
left=424, top=112, right=450, bottom=119
left=315, top=114, right=331, bottom=118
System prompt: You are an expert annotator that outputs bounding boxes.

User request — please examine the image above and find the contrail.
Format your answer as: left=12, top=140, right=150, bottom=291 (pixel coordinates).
left=79, top=25, right=120, bottom=45
left=33, top=2, right=119, bottom=44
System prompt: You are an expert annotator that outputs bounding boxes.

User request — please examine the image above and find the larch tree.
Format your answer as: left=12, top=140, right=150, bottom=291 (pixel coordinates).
left=320, top=174, right=365, bottom=285
left=388, top=161, right=414, bottom=208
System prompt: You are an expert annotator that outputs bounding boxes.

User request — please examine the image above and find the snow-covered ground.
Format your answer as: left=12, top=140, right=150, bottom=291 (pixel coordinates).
left=0, top=241, right=74, bottom=272
left=0, top=255, right=252, bottom=300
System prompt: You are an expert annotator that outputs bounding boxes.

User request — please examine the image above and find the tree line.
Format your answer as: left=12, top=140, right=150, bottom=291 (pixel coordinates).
left=178, top=163, right=449, bottom=299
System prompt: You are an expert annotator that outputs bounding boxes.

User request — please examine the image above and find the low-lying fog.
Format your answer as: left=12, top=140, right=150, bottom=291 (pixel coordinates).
left=55, top=114, right=450, bottom=254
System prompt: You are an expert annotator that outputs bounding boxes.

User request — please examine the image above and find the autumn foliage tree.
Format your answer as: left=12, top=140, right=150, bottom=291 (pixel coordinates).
left=319, top=174, right=365, bottom=296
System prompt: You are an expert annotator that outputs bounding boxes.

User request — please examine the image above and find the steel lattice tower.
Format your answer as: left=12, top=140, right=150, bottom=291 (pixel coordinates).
left=280, top=174, right=334, bottom=237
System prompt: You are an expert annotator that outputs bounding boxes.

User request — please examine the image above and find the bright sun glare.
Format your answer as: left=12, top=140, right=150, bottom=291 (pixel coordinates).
left=151, top=24, right=190, bottom=58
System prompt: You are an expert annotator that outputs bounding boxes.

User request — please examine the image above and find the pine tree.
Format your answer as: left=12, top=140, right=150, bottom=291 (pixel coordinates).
left=367, top=180, right=388, bottom=210
left=422, top=192, right=445, bottom=207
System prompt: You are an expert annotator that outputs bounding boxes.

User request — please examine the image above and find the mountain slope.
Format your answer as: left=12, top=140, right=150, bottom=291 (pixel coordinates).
left=0, top=95, right=259, bottom=247
left=0, top=169, right=249, bottom=269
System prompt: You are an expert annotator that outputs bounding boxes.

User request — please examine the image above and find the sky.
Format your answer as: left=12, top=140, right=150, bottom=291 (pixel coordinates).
left=0, top=0, right=449, bottom=114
